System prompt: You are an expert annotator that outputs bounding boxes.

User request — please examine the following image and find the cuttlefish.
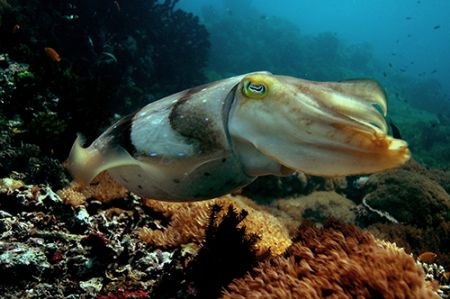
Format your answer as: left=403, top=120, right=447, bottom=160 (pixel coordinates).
left=68, top=72, right=410, bottom=201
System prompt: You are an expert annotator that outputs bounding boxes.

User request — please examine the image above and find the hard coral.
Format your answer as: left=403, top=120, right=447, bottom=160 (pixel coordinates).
left=222, top=220, right=439, bottom=299
left=139, top=195, right=291, bottom=256
left=273, top=191, right=356, bottom=225
left=0, top=139, right=69, bottom=190
left=362, top=167, right=450, bottom=227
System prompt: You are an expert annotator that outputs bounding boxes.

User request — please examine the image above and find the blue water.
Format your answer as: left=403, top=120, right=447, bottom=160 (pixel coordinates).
left=178, top=0, right=450, bottom=95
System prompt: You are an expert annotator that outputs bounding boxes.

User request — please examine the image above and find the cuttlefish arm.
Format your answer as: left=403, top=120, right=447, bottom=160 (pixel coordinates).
left=228, top=73, right=410, bottom=177
left=67, top=72, right=410, bottom=201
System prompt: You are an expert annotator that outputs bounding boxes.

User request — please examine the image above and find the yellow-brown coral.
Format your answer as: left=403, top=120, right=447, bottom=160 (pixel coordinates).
left=222, top=220, right=439, bottom=299
left=58, top=171, right=128, bottom=206
left=139, top=195, right=291, bottom=256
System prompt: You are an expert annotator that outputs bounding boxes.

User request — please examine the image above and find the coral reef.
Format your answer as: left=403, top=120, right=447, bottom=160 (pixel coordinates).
left=2, top=163, right=448, bottom=297
left=361, top=166, right=450, bottom=228
left=1, top=0, right=450, bottom=297
left=417, top=258, right=450, bottom=298
left=139, top=195, right=291, bottom=256
left=241, top=172, right=347, bottom=203
left=58, top=172, right=129, bottom=206
left=152, top=204, right=270, bottom=299
left=222, top=220, right=439, bottom=299
left=0, top=138, right=69, bottom=190
left=0, top=180, right=176, bottom=298
left=0, top=178, right=288, bottom=298
left=0, top=0, right=209, bottom=157
left=354, top=160, right=450, bottom=271
left=368, top=221, right=450, bottom=272
left=273, top=191, right=357, bottom=226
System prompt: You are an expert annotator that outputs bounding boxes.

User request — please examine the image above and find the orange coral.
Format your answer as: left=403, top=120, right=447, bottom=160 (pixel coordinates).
left=222, top=220, right=439, bottom=299
left=139, top=195, right=291, bottom=255
left=58, top=171, right=129, bottom=206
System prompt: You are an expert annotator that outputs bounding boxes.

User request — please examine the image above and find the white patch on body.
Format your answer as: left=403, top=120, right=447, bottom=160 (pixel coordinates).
left=130, top=99, right=194, bottom=158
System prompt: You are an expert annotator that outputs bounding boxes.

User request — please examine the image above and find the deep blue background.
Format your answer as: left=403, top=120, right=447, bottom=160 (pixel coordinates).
left=179, top=0, right=450, bottom=95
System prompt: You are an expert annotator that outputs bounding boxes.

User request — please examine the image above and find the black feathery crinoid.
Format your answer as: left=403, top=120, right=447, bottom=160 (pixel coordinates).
left=189, top=204, right=269, bottom=299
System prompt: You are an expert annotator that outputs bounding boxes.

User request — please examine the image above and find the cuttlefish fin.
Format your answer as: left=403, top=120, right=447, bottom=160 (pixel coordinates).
left=67, top=135, right=139, bottom=185
left=326, top=79, right=388, bottom=116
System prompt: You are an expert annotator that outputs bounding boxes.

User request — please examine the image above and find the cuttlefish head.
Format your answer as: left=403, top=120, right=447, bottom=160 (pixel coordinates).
left=228, top=72, right=410, bottom=177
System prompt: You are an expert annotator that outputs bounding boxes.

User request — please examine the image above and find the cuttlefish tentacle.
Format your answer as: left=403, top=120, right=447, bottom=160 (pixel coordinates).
left=68, top=71, right=410, bottom=201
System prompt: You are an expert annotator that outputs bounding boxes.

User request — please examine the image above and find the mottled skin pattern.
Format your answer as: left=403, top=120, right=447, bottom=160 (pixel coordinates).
left=67, top=72, right=410, bottom=201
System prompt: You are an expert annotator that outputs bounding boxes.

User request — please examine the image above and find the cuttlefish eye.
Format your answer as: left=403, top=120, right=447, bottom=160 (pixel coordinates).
left=242, top=80, right=268, bottom=99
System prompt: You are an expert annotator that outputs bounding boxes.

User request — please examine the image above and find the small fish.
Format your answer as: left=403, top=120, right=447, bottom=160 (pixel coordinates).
left=433, top=25, right=440, bottom=30
left=407, top=34, right=412, bottom=38
left=405, top=17, right=412, bottom=20
left=391, top=52, right=397, bottom=56
left=63, top=15, right=79, bottom=21
left=44, top=47, right=61, bottom=62
left=87, top=36, right=94, bottom=48
left=383, top=72, right=387, bottom=77
left=388, top=63, right=393, bottom=68
left=417, top=252, right=437, bottom=264
left=11, top=24, right=21, bottom=34
left=410, top=61, right=414, bottom=65
left=431, top=69, right=437, bottom=74
left=102, top=52, right=117, bottom=63
left=400, top=69, right=406, bottom=72
left=389, top=119, right=402, bottom=139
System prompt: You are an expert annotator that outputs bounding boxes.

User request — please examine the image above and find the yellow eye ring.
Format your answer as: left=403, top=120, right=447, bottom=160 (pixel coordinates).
left=243, top=80, right=268, bottom=99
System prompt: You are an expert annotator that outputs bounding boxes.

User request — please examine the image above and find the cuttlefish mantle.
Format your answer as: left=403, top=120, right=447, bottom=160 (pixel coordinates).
left=67, top=72, right=410, bottom=201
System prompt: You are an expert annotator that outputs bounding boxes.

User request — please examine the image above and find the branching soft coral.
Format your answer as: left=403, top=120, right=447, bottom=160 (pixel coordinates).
left=139, top=195, right=291, bottom=256
left=222, top=220, right=439, bottom=299
left=58, top=171, right=128, bottom=206
left=368, top=221, right=450, bottom=270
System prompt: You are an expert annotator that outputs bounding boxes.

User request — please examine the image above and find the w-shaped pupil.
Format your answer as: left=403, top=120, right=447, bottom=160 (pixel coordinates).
left=249, top=84, right=265, bottom=93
